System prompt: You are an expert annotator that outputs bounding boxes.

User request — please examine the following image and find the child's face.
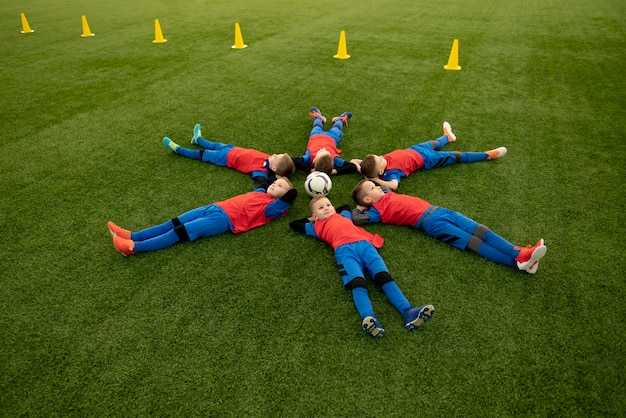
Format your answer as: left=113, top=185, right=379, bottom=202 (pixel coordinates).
left=361, top=181, right=386, bottom=204
left=266, top=178, right=291, bottom=198
left=311, top=197, right=336, bottom=221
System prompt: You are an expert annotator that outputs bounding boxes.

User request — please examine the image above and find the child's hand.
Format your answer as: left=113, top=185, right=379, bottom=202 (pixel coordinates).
left=356, top=205, right=368, bottom=211
left=350, top=159, right=362, bottom=173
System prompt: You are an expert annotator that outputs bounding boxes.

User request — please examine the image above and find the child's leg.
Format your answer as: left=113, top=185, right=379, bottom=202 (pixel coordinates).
left=417, top=135, right=449, bottom=150
left=309, top=121, right=325, bottom=137
left=195, top=137, right=232, bottom=151
left=133, top=229, right=180, bottom=252
left=375, top=273, right=412, bottom=313
left=424, top=209, right=517, bottom=266
left=349, top=279, right=375, bottom=318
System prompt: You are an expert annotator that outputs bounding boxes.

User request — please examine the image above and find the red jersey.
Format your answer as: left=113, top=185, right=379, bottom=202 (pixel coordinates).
left=384, top=149, right=425, bottom=176
left=373, top=193, right=432, bottom=226
left=216, top=192, right=285, bottom=234
left=226, top=147, right=269, bottom=175
left=313, top=213, right=384, bottom=250
left=307, top=134, right=342, bottom=167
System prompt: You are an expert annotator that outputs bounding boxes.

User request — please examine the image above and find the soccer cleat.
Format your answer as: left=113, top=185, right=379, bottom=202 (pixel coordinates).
left=191, top=124, right=202, bottom=145
left=308, top=107, right=327, bottom=124
left=486, top=146, right=507, bottom=160
left=443, top=121, right=456, bottom=142
left=362, top=316, right=385, bottom=339
left=515, top=239, right=546, bottom=271
left=163, top=137, right=179, bottom=152
left=525, top=260, right=540, bottom=274
left=332, top=112, right=352, bottom=126
left=113, top=235, right=135, bottom=256
left=107, top=221, right=131, bottom=239
left=404, top=304, right=435, bottom=331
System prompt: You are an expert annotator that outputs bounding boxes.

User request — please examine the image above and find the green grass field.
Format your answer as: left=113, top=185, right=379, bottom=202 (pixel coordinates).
left=1, top=0, right=625, bottom=416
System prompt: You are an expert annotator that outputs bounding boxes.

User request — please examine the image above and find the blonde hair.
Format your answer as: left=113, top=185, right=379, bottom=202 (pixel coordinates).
left=360, top=154, right=379, bottom=178
left=308, top=194, right=329, bottom=213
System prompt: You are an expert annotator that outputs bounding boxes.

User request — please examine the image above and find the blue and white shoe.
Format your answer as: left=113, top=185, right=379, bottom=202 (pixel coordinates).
left=191, top=124, right=202, bottom=145
left=332, top=112, right=352, bottom=126
left=362, top=316, right=385, bottom=339
left=308, top=107, right=327, bottom=124
left=404, top=304, right=435, bottom=331
left=163, top=137, right=179, bottom=152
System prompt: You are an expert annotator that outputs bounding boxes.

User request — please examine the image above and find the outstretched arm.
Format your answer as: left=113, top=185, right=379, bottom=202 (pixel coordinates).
left=351, top=208, right=372, bottom=226
left=370, top=177, right=399, bottom=191
left=292, top=157, right=311, bottom=173
left=334, top=161, right=358, bottom=175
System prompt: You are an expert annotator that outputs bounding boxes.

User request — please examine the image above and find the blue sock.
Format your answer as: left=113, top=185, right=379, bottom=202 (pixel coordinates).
left=476, top=243, right=516, bottom=266
left=381, top=281, right=411, bottom=314
left=459, top=151, right=489, bottom=163
left=351, top=287, right=375, bottom=319
left=134, top=230, right=180, bottom=252
left=175, top=147, right=202, bottom=160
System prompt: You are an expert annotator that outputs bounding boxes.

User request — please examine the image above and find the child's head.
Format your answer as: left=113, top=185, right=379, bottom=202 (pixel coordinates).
left=313, top=148, right=333, bottom=175
left=266, top=177, right=294, bottom=199
left=360, top=154, right=386, bottom=178
left=268, top=153, right=296, bottom=177
left=308, top=194, right=336, bottom=221
left=351, top=180, right=385, bottom=207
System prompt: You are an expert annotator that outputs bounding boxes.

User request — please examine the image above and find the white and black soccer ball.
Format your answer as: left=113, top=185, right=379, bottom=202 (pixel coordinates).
left=304, top=171, right=332, bottom=197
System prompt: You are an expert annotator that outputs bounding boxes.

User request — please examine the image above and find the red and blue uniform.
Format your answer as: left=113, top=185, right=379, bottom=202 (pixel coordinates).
left=172, top=139, right=272, bottom=182
left=379, top=137, right=489, bottom=186
left=292, top=117, right=357, bottom=174
left=130, top=185, right=297, bottom=253
left=294, top=211, right=386, bottom=287
left=353, top=191, right=522, bottom=267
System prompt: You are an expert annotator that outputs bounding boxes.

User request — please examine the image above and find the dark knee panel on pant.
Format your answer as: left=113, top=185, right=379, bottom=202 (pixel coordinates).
left=348, top=277, right=368, bottom=290
left=374, top=272, right=393, bottom=287
left=453, top=151, right=462, bottom=162
left=467, top=235, right=483, bottom=253
left=171, top=217, right=190, bottom=242
left=473, top=224, right=489, bottom=239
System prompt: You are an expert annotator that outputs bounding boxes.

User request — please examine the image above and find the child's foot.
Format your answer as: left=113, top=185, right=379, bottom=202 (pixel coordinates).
left=308, top=107, right=327, bottom=124
left=443, top=121, right=456, bottom=142
left=525, top=260, right=540, bottom=274
left=515, top=239, right=546, bottom=272
left=191, top=124, right=202, bottom=145
left=113, top=235, right=135, bottom=256
left=107, top=221, right=131, bottom=239
left=404, top=304, right=435, bottom=331
left=332, top=112, right=352, bottom=126
left=486, top=146, right=507, bottom=160
left=362, top=316, right=385, bottom=339
left=163, top=137, right=179, bottom=152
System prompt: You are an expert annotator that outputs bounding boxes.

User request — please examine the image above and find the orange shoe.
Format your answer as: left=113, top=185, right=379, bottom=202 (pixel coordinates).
left=113, top=235, right=135, bottom=256
left=486, top=146, right=507, bottom=160
left=515, top=239, right=546, bottom=271
left=107, top=221, right=131, bottom=239
left=443, top=121, right=456, bottom=142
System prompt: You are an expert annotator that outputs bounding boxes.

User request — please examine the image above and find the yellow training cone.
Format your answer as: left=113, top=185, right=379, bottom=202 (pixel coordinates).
left=153, top=19, right=167, bottom=43
left=444, top=39, right=461, bottom=70
left=232, top=23, right=247, bottom=49
left=334, top=30, right=350, bottom=59
left=80, top=15, right=94, bottom=37
left=20, top=13, right=34, bottom=34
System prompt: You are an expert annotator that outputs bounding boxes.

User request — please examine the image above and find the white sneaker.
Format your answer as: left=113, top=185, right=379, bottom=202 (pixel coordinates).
left=443, top=121, right=456, bottom=142
left=486, top=146, right=507, bottom=160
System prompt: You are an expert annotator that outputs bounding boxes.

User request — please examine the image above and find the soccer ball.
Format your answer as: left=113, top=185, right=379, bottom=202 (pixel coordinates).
left=304, top=171, right=332, bottom=197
